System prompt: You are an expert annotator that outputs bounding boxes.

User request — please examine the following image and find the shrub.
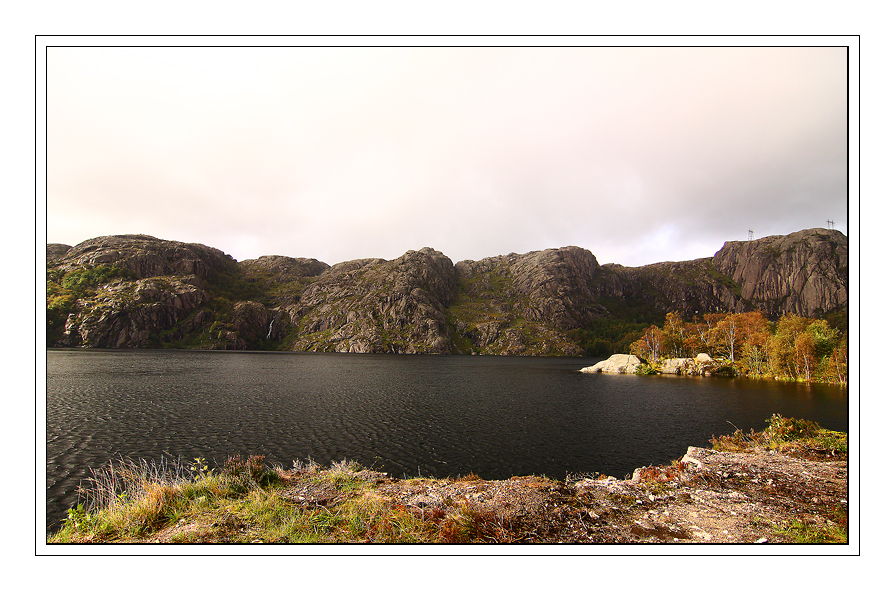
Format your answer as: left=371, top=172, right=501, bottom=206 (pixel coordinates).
left=223, top=454, right=280, bottom=487
left=712, top=415, right=847, bottom=456
left=764, top=414, right=822, bottom=442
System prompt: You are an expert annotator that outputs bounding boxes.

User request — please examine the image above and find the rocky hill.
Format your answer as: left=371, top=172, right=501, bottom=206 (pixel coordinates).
left=45, top=228, right=848, bottom=354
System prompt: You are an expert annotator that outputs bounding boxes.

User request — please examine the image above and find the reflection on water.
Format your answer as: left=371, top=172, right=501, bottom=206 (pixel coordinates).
left=45, top=349, right=847, bottom=531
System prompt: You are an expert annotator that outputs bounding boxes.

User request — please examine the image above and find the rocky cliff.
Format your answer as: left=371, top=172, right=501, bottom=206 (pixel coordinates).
left=448, top=246, right=609, bottom=356
left=589, top=228, right=847, bottom=320
left=281, top=248, right=457, bottom=354
left=711, top=228, right=848, bottom=317
left=46, top=229, right=848, bottom=354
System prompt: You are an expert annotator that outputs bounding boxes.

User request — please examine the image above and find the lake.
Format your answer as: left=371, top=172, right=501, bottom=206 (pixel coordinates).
left=45, top=349, right=848, bottom=532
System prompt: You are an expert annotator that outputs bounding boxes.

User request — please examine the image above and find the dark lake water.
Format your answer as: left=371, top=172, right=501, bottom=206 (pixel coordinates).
left=45, top=349, right=848, bottom=532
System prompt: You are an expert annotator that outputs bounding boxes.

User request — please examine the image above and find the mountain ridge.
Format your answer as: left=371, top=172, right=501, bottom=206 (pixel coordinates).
left=46, top=228, right=848, bottom=355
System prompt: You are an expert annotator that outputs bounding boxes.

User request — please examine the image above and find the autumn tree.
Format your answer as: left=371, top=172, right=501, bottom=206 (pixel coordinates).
left=630, top=325, right=664, bottom=363
left=824, top=334, right=848, bottom=385
left=737, top=312, right=771, bottom=377
left=661, top=311, right=689, bottom=357
left=690, top=313, right=728, bottom=358
left=629, top=310, right=846, bottom=383
left=713, top=315, right=739, bottom=362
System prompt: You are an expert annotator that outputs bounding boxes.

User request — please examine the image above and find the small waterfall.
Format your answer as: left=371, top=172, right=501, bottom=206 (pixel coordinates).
left=267, top=318, right=276, bottom=340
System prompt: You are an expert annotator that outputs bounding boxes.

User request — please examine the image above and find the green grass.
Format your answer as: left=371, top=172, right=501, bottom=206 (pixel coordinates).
left=47, top=456, right=514, bottom=544
left=774, top=517, right=848, bottom=544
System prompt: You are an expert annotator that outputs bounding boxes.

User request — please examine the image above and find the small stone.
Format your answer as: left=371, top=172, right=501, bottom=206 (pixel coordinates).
left=756, top=537, right=768, bottom=543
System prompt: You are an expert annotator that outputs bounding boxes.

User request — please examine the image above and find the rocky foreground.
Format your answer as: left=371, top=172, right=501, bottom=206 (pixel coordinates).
left=129, top=446, right=846, bottom=545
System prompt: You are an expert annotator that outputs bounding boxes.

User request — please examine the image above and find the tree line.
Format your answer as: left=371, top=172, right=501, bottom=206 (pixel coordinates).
left=628, top=311, right=847, bottom=384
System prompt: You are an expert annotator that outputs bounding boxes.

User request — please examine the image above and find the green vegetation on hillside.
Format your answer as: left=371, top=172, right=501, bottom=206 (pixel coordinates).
left=203, top=266, right=267, bottom=303
left=567, top=297, right=665, bottom=358
left=445, top=270, right=576, bottom=355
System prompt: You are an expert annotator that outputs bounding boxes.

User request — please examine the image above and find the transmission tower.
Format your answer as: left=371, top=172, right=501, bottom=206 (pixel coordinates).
left=748, top=229, right=754, bottom=241
left=827, top=219, right=835, bottom=229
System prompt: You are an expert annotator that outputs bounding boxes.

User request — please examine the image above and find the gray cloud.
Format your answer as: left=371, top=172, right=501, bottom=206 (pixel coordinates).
left=47, top=45, right=848, bottom=267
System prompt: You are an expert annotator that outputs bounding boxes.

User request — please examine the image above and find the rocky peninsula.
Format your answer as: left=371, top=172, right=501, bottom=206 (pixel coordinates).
left=580, top=352, right=725, bottom=376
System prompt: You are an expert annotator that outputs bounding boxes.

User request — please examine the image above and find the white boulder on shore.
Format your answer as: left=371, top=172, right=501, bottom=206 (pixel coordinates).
left=581, top=353, right=719, bottom=376
left=579, top=354, right=643, bottom=374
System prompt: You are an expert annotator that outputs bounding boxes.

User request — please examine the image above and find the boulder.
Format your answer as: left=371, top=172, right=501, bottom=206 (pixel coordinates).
left=658, top=354, right=718, bottom=376
left=580, top=354, right=643, bottom=374
left=658, top=357, right=696, bottom=375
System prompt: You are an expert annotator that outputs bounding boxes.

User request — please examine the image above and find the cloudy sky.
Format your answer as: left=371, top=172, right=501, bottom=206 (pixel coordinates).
left=45, top=42, right=849, bottom=267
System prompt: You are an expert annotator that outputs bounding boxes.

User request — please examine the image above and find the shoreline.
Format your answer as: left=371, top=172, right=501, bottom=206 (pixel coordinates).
left=48, top=421, right=848, bottom=544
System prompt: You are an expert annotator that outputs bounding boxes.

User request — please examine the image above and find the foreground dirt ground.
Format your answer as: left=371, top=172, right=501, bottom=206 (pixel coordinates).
left=147, top=445, right=847, bottom=544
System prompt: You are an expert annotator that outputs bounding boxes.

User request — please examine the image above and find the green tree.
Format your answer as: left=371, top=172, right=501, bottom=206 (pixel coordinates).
left=769, top=314, right=812, bottom=380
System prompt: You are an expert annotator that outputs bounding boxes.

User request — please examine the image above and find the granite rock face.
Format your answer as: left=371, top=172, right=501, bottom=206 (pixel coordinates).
left=46, top=244, right=72, bottom=262
left=451, top=246, right=609, bottom=355
left=283, top=248, right=458, bottom=354
left=590, top=228, right=847, bottom=319
left=238, top=255, right=330, bottom=283
left=460, top=245, right=606, bottom=329
left=710, top=228, right=848, bottom=317
left=657, top=355, right=719, bottom=376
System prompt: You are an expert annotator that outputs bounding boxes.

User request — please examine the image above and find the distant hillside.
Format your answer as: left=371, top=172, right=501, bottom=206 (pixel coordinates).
left=46, top=228, right=848, bottom=355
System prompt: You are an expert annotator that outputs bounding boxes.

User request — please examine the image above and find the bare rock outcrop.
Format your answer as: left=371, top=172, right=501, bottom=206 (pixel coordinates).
left=451, top=246, right=610, bottom=355
left=457, top=246, right=607, bottom=330
left=711, top=228, right=848, bottom=317
left=47, top=243, right=72, bottom=262
left=586, top=229, right=847, bottom=320
left=238, top=255, right=330, bottom=283
left=284, top=248, right=458, bottom=354
left=57, top=275, right=211, bottom=348
left=657, top=354, right=719, bottom=376
left=580, top=354, right=643, bottom=374
left=56, top=234, right=236, bottom=280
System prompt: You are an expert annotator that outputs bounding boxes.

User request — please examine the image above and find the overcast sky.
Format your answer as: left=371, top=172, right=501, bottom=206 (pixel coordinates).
left=45, top=44, right=848, bottom=267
